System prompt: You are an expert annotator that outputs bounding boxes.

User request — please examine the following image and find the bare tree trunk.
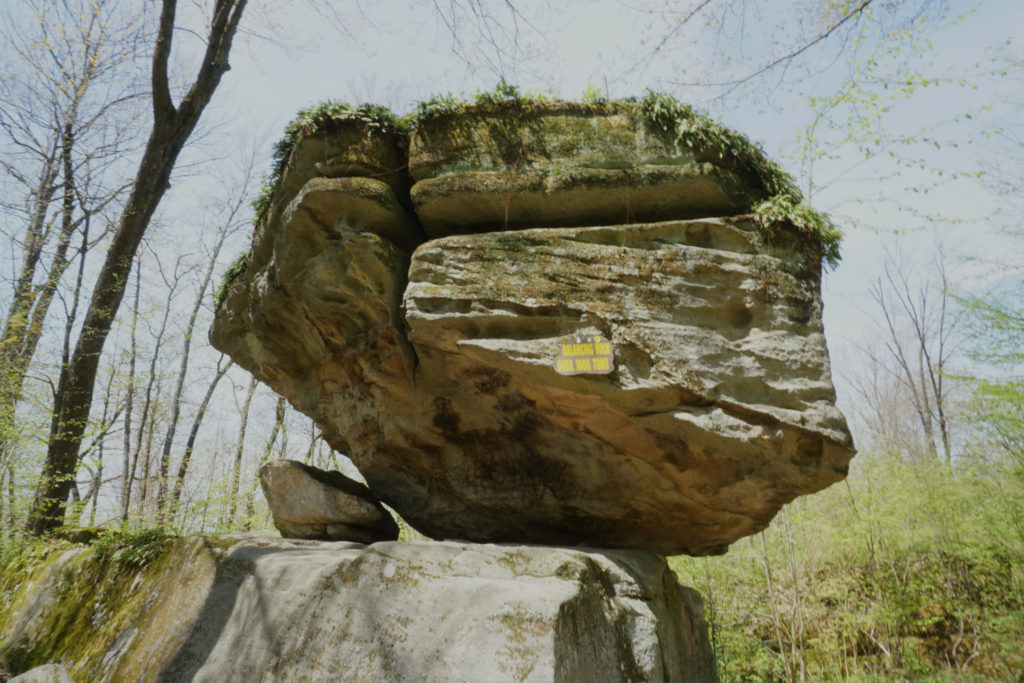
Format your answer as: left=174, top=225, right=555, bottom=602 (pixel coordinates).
left=700, top=558, right=722, bottom=680
left=138, top=395, right=161, bottom=517
left=304, top=418, right=320, bottom=464
left=156, top=193, right=245, bottom=514
left=89, top=383, right=111, bottom=527
left=128, top=260, right=178, bottom=517
left=757, top=533, right=795, bottom=682
left=225, top=376, right=258, bottom=528
left=0, top=149, right=60, bottom=445
left=1, top=149, right=59, bottom=328
left=69, top=394, right=122, bottom=526
left=922, top=256, right=952, bottom=465
left=867, top=251, right=958, bottom=464
left=0, top=128, right=77, bottom=463
left=781, top=510, right=806, bottom=681
left=276, top=405, right=289, bottom=460
left=28, top=0, right=249, bottom=534
left=165, top=356, right=232, bottom=526
left=120, top=260, right=141, bottom=521
left=0, top=429, right=15, bottom=533
left=244, top=395, right=285, bottom=529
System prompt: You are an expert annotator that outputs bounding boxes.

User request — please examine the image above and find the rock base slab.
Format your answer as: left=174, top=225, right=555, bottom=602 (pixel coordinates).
left=0, top=538, right=716, bottom=682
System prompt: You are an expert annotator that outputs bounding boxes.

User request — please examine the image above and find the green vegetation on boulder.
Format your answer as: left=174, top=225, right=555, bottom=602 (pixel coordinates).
left=214, top=249, right=249, bottom=308
left=753, top=193, right=842, bottom=268
left=0, top=532, right=192, bottom=681
left=252, top=101, right=406, bottom=220
left=237, top=86, right=840, bottom=266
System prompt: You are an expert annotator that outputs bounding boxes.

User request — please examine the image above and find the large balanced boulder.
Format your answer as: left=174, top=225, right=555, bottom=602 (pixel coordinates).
left=212, top=98, right=855, bottom=556
left=0, top=537, right=716, bottom=682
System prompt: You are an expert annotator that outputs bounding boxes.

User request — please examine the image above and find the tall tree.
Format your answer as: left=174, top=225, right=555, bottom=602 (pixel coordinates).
left=156, top=154, right=255, bottom=517
left=165, top=355, right=232, bottom=526
left=28, top=0, right=248, bottom=534
left=124, top=250, right=183, bottom=519
left=243, top=395, right=287, bottom=528
left=845, top=248, right=961, bottom=464
left=224, top=376, right=257, bottom=528
left=0, top=0, right=145, bottom=465
left=119, top=258, right=142, bottom=521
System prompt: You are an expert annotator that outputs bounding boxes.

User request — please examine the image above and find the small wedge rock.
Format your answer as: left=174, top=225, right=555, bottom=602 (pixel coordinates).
left=259, top=459, right=399, bottom=543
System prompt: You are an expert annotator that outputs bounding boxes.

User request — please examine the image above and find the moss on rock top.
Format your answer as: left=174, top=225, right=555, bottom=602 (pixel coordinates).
left=239, top=84, right=840, bottom=274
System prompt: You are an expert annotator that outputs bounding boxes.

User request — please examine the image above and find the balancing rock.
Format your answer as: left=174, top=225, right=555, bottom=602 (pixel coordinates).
left=212, top=100, right=855, bottom=555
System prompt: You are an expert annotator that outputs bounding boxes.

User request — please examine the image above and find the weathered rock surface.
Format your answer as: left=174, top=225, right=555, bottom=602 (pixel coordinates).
left=8, top=664, right=73, bottom=683
left=259, top=459, right=399, bottom=542
left=0, top=537, right=716, bottom=682
left=212, top=104, right=855, bottom=555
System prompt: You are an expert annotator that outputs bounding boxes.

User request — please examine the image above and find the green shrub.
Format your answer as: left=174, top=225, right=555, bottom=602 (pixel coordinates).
left=408, top=82, right=560, bottom=127
left=90, top=527, right=172, bottom=571
left=671, top=455, right=1024, bottom=681
left=214, top=249, right=250, bottom=308
left=753, top=193, right=843, bottom=268
left=472, top=80, right=528, bottom=107
left=411, top=91, right=469, bottom=124
left=580, top=83, right=608, bottom=106
left=251, top=101, right=405, bottom=220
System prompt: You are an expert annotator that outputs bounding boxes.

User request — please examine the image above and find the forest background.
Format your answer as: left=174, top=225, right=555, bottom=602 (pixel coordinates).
left=1, top=0, right=1022, bottom=679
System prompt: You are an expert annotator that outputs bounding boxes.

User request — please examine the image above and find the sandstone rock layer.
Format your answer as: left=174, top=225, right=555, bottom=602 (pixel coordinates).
left=212, top=104, right=855, bottom=555
left=0, top=538, right=715, bottom=682
left=409, top=106, right=764, bottom=236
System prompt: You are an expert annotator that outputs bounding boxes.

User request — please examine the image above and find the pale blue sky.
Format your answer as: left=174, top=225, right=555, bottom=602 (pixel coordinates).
left=155, top=0, right=1023, bottom=448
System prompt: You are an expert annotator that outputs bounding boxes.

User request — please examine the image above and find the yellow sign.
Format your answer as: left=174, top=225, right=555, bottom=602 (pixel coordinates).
left=553, top=335, right=614, bottom=375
